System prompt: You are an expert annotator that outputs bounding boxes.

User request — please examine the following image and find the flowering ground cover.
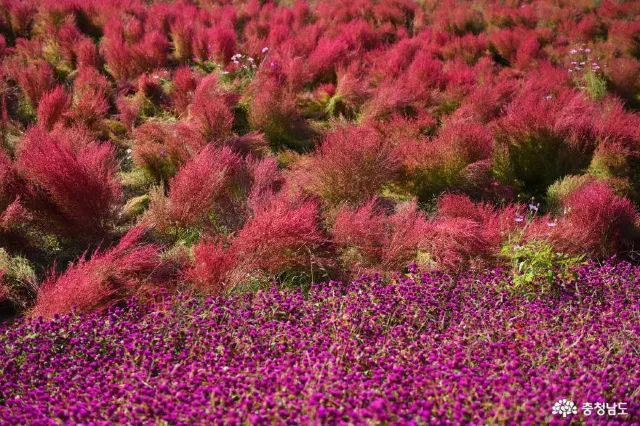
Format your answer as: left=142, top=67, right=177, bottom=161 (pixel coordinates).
left=2, top=260, right=639, bottom=424
left=0, top=0, right=639, bottom=317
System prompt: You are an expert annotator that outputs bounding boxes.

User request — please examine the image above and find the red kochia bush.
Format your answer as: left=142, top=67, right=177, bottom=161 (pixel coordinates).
left=31, top=228, right=167, bottom=318
left=171, top=66, right=199, bottom=116
left=186, top=241, right=238, bottom=296
left=36, top=86, right=70, bottom=130
left=7, top=59, right=56, bottom=107
left=396, top=121, right=493, bottom=201
left=132, top=122, right=206, bottom=180
left=190, top=75, right=234, bottom=142
left=15, top=128, right=122, bottom=238
left=231, top=195, right=326, bottom=276
left=300, top=125, right=400, bottom=204
left=166, top=145, right=246, bottom=228
left=550, top=182, right=638, bottom=258
left=332, top=199, right=429, bottom=272
left=435, top=194, right=521, bottom=250
left=0, top=149, right=13, bottom=204
left=422, top=217, right=489, bottom=272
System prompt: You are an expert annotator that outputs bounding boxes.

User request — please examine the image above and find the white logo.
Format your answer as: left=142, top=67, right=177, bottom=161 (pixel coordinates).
left=553, top=399, right=578, bottom=417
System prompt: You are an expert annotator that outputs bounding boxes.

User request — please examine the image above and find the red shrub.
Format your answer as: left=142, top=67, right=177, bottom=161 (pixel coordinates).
left=606, top=57, right=640, bottom=103
left=31, top=228, right=167, bottom=318
left=442, top=34, right=487, bottom=65
left=332, top=199, right=388, bottom=269
left=607, top=21, right=640, bottom=58
left=166, top=145, right=246, bottom=228
left=247, top=73, right=306, bottom=149
left=300, top=125, right=400, bottom=204
left=231, top=195, right=326, bottom=276
left=191, top=96, right=234, bottom=143
left=307, top=37, right=350, bottom=81
left=332, top=199, right=431, bottom=272
left=225, top=132, right=269, bottom=157
left=190, top=75, right=234, bottom=142
left=193, top=26, right=237, bottom=64
left=170, top=18, right=195, bottom=63
left=116, top=96, right=142, bottom=134
left=247, top=156, right=283, bottom=212
left=186, top=241, right=238, bottom=296
left=171, top=66, right=199, bottom=116
left=422, top=217, right=490, bottom=272
left=492, top=87, right=598, bottom=193
left=208, top=26, right=237, bottom=64
left=102, top=36, right=136, bottom=80
left=489, top=29, right=525, bottom=63
left=7, top=1, right=36, bottom=36
left=361, top=80, right=415, bottom=122
left=514, top=34, right=541, bottom=70
left=549, top=182, right=638, bottom=258
left=16, top=128, right=122, bottom=238
left=73, top=39, right=101, bottom=69
left=0, top=150, right=17, bottom=218
left=36, top=86, right=71, bottom=130
left=74, top=67, right=113, bottom=100
left=435, top=194, right=522, bottom=249
left=102, top=30, right=169, bottom=80
left=7, top=60, right=56, bottom=107
left=133, top=122, right=206, bottom=180
left=396, top=121, right=493, bottom=201
left=403, top=51, right=446, bottom=100
left=68, top=92, right=110, bottom=131
left=452, top=79, right=518, bottom=123
left=135, top=31, right=170, bottom=72
left=596, top=100, right=640, bottom=149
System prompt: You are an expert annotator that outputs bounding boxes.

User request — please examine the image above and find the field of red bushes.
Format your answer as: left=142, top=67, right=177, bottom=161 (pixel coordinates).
left=0, top=0, right=639, bottom=422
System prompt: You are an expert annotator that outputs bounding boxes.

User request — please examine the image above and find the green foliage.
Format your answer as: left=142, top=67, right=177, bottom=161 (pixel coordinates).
left=546, top=174, right=591, bottom=214
left=583, top=71, right=607, bottom=100
left=0, top=248, right=38, bottom=310
left=588, top=148, right=631, bottom=180
left=120, top=168, right=156, bottom=194
left=493, top=131, right=590, bottom=199
left=501, top=240, right=584, bottom=298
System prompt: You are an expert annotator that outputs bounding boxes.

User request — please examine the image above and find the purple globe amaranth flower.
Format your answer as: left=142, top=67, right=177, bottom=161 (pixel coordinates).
left=2, top=260, right=639, bottom=425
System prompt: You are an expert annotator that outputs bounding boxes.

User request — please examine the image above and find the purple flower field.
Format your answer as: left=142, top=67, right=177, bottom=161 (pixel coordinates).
left=2, top=260, right=639, bottom=425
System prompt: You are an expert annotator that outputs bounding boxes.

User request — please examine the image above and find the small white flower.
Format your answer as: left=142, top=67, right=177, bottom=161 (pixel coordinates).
left=584, top=48, right=591, bottom=53
left=153, top=75, right=159, bottom=79
left=570, top=49, right=577, bottom=54
left=247, top=57, right=254, bottom=63
left=126, top=148, right=132, bottom=154
left=262, top=47, right=269, bottom=53
left=221, top=71, right=229, bottom=75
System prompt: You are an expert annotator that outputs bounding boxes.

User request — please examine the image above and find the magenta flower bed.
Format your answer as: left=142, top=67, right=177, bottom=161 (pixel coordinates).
left=2, top=261, right=639, bottom=425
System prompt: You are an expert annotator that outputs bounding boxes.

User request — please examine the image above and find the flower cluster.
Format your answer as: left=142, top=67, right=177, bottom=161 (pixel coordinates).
left=0, top=0, right=639, bottom=318
left=568, top=45, right=603, bottom=74
left=1, top=260, right=639, bottom=424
